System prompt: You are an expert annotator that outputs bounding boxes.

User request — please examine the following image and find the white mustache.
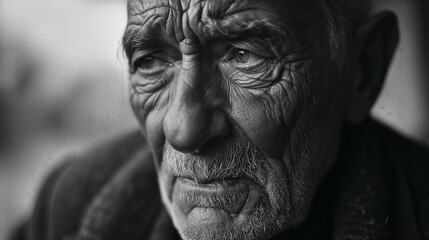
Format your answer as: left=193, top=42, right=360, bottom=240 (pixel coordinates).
left=162, top=142, right=268, bottom=185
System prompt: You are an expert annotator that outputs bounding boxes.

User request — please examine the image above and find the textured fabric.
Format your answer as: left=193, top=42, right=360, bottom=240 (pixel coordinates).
left=14, top=120, right=429, bottom=240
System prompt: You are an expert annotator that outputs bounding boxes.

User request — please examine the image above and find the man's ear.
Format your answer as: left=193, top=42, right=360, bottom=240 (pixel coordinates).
left=347, top=11, right=399, bottom=125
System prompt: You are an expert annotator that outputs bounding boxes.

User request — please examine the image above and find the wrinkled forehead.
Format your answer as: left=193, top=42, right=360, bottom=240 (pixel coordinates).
left=126, top=0, right=319, bottom=43
left=128, top=0, right=256, bottom=13
left=127, top=0, right=279, bottom=19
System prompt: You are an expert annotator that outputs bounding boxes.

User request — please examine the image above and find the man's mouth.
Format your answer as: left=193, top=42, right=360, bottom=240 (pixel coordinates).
left=173, top=177, right=256, bottom=215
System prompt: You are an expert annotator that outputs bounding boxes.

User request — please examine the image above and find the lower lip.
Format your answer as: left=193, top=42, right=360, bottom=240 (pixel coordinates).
left=173, top=178, right=251, bottom=215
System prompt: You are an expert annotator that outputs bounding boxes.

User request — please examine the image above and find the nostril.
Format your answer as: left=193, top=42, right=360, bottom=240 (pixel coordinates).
left=163, top=82, right=230, bottom=153
left=165, top=114, right=231, bottom=154
left=163, top=107, right=212, bottom=154
left=166, top=133, right=203, bottom=153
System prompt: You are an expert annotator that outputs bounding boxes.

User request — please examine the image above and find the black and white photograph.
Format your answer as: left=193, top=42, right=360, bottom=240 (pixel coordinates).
left=1, top=0, right=429, bottom=239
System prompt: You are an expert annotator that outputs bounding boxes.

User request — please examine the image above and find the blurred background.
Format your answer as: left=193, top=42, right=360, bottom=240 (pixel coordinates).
left=0, top=0, right=428, bottom=239
left=0, top=0, right=135, bottom=239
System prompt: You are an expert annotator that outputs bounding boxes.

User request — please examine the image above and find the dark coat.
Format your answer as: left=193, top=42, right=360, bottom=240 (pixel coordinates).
left=13, top=120, right=429, bottom=240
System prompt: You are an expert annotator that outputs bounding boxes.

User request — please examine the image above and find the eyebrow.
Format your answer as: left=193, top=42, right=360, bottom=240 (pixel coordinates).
left=122, top=21, right=165, bottom=65
left=122, top=2, right=179, bottom=63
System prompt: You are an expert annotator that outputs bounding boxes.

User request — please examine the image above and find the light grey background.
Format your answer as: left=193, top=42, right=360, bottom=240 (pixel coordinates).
left=0, top=0, right=427, bottom=239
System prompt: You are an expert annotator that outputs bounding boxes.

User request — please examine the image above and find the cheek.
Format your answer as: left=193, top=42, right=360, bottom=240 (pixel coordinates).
left=282, top=54, right=346, bottom=164
left=227, top=87, right=287, bottom=159
left=225, top=60, right=312, bottom=161
left=282, top=58, right=347, bottom=211
left=129, top=80, right=170, bottom=163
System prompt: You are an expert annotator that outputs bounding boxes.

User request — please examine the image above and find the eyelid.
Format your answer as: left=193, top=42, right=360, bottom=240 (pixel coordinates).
left=230, top=40, right=275, bottom=59
left=131, top=44, right=181, bottom=64
left=138, top=63, right=169, bottom=76
left=131, top=50, right=155, bottom=69
left=227, top=56, right=265, bottom=71
left=220, top=49, right=266, bottom=73
left=131, top=50, right=175, bottom=74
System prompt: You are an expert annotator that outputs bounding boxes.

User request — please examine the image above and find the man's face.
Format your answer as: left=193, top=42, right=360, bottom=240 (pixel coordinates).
left=124, top=0, right=353, bottom=239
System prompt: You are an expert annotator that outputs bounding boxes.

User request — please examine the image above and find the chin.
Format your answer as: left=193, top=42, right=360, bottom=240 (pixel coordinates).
left=165, top=199, right=290, bottom=240
left=156, top=143, right=323, bottom=240
left=157, top=164, right=306, bottom=240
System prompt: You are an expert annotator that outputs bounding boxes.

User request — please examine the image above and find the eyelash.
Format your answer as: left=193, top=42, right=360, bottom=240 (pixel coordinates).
left=222, top=47, right=267, bottom=72
left=131, top=55, right=174, bottom=77
left=130, top=45, right=271, bottom=78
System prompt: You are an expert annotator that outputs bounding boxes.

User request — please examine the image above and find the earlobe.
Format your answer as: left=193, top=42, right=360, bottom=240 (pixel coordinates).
left=347, top=11, right=399, bottom=125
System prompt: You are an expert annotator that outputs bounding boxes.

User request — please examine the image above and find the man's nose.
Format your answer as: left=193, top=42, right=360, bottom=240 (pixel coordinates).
left=163, top=63, right=230, bottom=153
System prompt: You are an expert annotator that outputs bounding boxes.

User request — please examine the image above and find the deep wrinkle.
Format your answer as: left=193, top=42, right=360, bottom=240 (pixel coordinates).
left=126, top=1, right=353, bottom=240
left=124, top=1, right=298, bottom=62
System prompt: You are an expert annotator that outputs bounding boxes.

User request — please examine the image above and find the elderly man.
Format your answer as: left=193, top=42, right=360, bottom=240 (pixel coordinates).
left=16, top=0, right=429, bottom=240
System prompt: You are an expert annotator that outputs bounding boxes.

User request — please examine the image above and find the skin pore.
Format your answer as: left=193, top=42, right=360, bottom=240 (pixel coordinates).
left=123, top=0, right=356, bottom=239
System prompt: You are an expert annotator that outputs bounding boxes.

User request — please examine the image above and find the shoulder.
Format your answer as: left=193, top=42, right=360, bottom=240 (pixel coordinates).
left=370, top=120, right=429, bottom=238
left=383, top=126, right=429, bottom=239
left=28, top=130, right=156, bottom=240
left=333, top=120, right=429, bottom=239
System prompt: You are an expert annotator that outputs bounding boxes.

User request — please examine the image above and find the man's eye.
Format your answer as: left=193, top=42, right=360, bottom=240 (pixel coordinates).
left=227, top=48, right=264, bottom=69
left=133, top=55, right=175, bottom=75
left=137, top=56, right=170, bottom=71
left=232, top=49, right=251, bottom=63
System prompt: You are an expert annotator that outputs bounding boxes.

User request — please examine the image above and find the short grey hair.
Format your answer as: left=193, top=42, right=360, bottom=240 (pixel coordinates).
left=318, top=0, right=370, bottom=67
